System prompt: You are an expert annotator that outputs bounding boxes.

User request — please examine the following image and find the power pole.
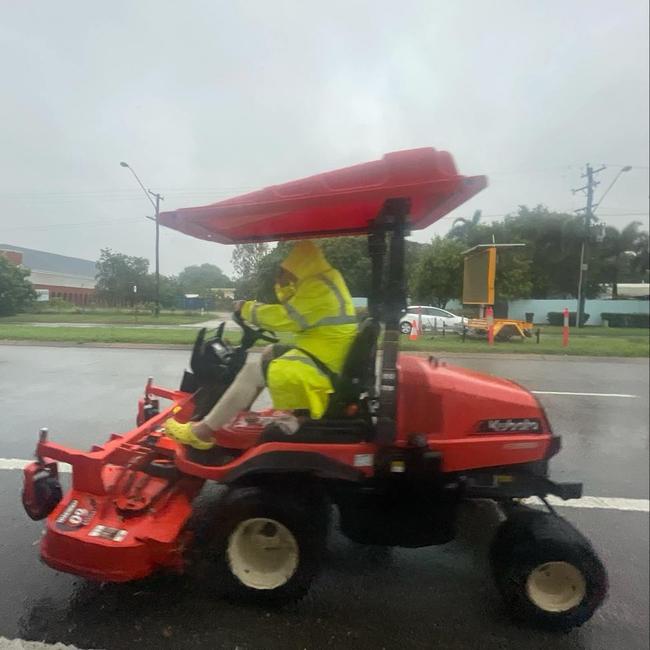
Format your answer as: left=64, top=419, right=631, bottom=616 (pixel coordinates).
left=120, top=162, right=163, bottom=317
left=572, top=163, right=605, bottom=328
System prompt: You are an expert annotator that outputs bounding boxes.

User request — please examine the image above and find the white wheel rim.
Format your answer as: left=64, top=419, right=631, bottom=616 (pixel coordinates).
left=227, top=517, right=299, bottom=590
left=526, top=561, right=587, bottom=613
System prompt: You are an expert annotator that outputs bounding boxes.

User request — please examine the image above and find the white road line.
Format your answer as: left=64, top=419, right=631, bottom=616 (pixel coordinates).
left=0, top=637, right=95, bottom=650
left=0, top=458, right=71, bottom=472
left=532, top=390, right=638, bottom=398
left=523, top=495, right=649, bottom=513
left=1, top=458, right=647, bottom=513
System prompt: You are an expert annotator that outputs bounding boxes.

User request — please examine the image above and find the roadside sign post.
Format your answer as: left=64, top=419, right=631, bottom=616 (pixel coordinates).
left=563, top=307, right=570, bottom=347
left=418, top=306, right=423, bottom=335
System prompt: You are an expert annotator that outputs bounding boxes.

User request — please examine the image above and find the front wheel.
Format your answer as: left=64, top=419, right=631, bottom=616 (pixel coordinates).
left=206, top=486, right=325, bottom=605
left=490, top=508, right=607, bottom=631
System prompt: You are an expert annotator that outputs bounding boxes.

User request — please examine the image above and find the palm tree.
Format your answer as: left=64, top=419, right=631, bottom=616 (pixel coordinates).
left=449, top=210, right=482, bottom=242
left=599, top=221, right=647, bottom=297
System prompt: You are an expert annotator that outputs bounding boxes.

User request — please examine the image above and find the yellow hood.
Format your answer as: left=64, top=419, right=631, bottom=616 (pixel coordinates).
left=281, top=241, right=331, bottom=280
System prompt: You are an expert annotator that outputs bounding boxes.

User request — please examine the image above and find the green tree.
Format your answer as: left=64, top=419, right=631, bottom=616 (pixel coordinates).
left=319, top=237, right=371, bottom=296
left=252, top=243, right=291, bottom=302
left=95, top=248, right=150, bottom=307
left=495, top=249, right=533, bottom=299
left=232, top=243, right=272, bottom=300
left=232, top=242, right=288, bottom=301
left=411, top=237, right=464, bottom=308
left=596, top=221, right=649, bottom=297
left=232, top=243, right=269, bottom=280
left=445, top=205, right=615, bottom=300
left=0, top=255, right=36, bottom=315
left=508, top=206, right=592, bottom=298
left=157, top=274, right=181, bottom=309
left=178, top=264, right=232, bottom=297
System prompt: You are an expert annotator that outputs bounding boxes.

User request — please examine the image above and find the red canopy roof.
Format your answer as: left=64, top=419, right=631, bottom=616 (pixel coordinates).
left=159, top=148, right=487, bottom=244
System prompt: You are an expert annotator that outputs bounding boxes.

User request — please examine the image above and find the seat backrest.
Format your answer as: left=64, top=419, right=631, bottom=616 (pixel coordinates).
left=334, top=318, right=381, bottom=405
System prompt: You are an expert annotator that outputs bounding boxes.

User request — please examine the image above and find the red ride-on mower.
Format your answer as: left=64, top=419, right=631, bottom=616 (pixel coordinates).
left=22, top=148, right=606, bottom=630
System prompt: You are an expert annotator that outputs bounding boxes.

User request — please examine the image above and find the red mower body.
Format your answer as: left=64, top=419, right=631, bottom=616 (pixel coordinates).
left=396, top=355, right=554, bottom=471
left=24, top=356, right=559, bottom=583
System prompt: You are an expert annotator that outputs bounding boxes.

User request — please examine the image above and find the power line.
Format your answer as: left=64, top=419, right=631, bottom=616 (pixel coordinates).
left=1, top=217, right=147, bottom=231
left=0, top=164, right=645, bottom=200
left=598, top=164, right=650, bottom=170
left=0, top=186, right=257, bottom=199
left=439, top=210, right=648, bottom=222
left=0, top=192, right=250, bottom=203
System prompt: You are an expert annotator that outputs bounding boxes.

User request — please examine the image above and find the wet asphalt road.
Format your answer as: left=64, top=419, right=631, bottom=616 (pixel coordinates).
left=0, top=345, right=648, bottom=650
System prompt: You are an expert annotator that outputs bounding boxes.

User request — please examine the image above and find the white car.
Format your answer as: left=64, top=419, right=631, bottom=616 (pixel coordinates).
left=400, top=306, right=468, bottom=334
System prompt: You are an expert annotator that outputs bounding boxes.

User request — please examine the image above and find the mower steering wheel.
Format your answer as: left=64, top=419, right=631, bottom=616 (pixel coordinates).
left=233, top=310, right=278, bottom=346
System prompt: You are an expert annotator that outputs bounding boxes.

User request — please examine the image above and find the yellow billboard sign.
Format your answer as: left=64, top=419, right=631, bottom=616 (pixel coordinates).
left=463, top=246, right=496, bottom=305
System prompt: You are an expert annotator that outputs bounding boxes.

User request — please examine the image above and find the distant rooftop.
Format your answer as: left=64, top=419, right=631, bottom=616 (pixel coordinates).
left=0, top=244, right=97, bottom=278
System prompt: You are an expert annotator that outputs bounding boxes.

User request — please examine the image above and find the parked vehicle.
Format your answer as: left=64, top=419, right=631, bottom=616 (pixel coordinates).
left=400, top=306, right=468, bottom=334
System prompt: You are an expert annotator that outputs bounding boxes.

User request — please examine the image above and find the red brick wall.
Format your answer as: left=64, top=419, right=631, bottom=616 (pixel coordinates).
left=32, top=284, right=95, bottom=306
left=0, top=249, right=23, bottom=266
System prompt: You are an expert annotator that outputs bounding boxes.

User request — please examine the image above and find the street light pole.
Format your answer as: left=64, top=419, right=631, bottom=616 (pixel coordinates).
left=152, top=190, right=161, bottom=317
left=119, top=162, right=163, bottom=316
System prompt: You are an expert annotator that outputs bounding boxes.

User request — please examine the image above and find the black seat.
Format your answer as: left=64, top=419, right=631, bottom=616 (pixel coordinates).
left=329, top=317, right=380, bottom=412
left=260, top=318, right=381, bottom=443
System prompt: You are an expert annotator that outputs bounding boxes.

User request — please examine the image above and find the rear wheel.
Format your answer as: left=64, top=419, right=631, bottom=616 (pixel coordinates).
left=490, top=508, right=607, bottom=630
left=206, top=486, right=325, bottom=605
left=400, top=321, right=412, bottom=335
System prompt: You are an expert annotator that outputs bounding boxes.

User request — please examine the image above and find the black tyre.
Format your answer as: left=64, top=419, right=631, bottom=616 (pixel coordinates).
left=23, top=476, right=63, bottom=521
left=206, top=486, right=325, bottom=605
left=145, top=458, right=180, bottom=481
left=495, top=325, right=521, bottom=342
left=400, top=321, right=412, bottom=335
left=490, top=508, right=607, bottom=631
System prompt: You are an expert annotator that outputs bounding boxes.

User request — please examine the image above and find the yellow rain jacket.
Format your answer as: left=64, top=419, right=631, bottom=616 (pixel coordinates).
left=241, top=241, right=357, bottom=419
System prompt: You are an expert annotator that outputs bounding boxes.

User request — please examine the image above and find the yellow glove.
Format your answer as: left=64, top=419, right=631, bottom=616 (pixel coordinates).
left=164, top=418, right=215, bottom=450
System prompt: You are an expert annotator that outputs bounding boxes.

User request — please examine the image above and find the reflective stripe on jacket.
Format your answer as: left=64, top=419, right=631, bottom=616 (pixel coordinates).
left=241, top=241, right=357, bottom=418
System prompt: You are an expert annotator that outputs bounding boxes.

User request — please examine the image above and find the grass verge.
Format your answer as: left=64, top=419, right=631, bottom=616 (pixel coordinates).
left=0, top=324, right=647, bottom=356
left=400, top=332, right=648, bottom=357
left=0, top=311, right=212, bottom=325
left=537, top=325, right=648, bottom=338
left=0, top=325, right=293, bottom=346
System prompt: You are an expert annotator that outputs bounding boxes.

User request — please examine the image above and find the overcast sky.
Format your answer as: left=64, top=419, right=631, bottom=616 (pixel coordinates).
left=1, top=0, right=648, bottom=276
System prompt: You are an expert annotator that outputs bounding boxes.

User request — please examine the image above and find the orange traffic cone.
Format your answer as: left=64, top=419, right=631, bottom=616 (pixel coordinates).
left=409, top=319, right=419, bottom=341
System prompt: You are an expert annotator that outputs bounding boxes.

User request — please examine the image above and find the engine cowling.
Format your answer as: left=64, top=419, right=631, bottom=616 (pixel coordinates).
left=396, top=355, right=554, bottom=472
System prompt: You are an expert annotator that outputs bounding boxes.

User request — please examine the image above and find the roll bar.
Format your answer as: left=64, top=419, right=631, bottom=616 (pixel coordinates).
left=367, top=198, right=410, bottom=445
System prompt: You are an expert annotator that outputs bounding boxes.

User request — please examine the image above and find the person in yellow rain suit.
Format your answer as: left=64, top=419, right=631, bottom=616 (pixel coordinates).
left=165, top=240, right=358, bottom=449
